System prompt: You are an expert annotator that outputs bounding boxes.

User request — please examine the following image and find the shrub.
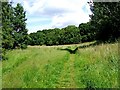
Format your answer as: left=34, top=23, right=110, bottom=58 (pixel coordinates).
left=1, top=48, right=8, bottom=60
left=21, top=44, right=27, bottom=49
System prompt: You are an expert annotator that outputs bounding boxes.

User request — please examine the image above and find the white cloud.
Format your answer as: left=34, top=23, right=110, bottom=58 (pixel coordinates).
left=23, top=0, right=46, bottom=14
left=51, top=9, right=90, bottom=28
left=12, top=0, right=92, bottom=33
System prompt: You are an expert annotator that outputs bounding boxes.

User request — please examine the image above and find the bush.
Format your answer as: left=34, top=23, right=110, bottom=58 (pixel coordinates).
left=21, top=44, right=27, bottom=49
left=1, top=48, right=8, bottom=60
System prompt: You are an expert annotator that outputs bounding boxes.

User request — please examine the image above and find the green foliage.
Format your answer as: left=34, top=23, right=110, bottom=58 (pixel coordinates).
left=21, top=44, right=27, bottom=49
left=2, top=2, right=14, bottom=49
left=12, top=3, right=28, bottom=48
left=2, top=2, right=28, bottom=60
left=79, top=22, right=96, bottom=42
left=28, top=25, right=81, bottom=46
left=1, top=48, right=8, bottom=60
left=91, top=2, right=120, bottom=42
left=2, top=2, right=28, bottom=50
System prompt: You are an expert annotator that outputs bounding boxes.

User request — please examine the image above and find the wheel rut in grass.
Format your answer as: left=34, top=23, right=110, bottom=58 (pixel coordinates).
left=56, top=54, right=77, bottom=88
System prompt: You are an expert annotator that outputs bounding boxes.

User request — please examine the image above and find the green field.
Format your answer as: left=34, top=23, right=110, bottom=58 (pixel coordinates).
left=1, top=42, right=119, bottom=88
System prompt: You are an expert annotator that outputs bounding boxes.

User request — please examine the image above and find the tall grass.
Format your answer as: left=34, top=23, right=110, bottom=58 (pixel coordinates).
left=2, top=42, right=119, bottom=88
left=2, top=47, right=69, bottom=88
left=74, top=43, right=118, bottom=88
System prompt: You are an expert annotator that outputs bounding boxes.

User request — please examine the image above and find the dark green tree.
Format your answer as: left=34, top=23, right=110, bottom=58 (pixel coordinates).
left=91, top=2, right=120, bottom=42
left=2, top=2, right=28, bottom=60
left=79, top=22, right=95, bottom=42
left=28, top=25, right=81, bottom=46
left=2, top=2, right=14, bottom=49
left=13, top=3, right=28, bottom=49
left=2, top=2, right=15, bottom=60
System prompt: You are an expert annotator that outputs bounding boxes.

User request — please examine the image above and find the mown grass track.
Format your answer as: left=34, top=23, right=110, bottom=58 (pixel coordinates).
left=55, top=54, right=77, bottom=88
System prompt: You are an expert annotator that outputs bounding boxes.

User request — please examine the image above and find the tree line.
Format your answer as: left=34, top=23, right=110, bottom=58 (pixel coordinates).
left=28, top=23, right=95, bottom=46
left=1, top=1, right=120, bottom=59
left=28, top=2, right=120, bottom=46
left=28, top=25, right=81, bottom=46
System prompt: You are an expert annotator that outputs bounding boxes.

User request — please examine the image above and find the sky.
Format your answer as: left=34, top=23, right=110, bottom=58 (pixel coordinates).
left=9, top=0, right=92, bottom=33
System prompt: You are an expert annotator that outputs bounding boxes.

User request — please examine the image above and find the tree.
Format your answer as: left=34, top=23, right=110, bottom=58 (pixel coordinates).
left=12, top=3, right=28, bottom=49
left=2, top=2, right=28, bottom=49
left=79, top=22, right=95, bottom=42
left=2, top=2, right=28, bottom=60
left=91, top=2, right=120, bottom=42
left=2, top=2, right=14, bottom=49
left=28, top=25, right=81, bottom=46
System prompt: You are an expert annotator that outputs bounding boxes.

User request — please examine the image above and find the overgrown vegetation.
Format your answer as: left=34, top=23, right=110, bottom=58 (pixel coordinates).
left=2, top=42, right=119, bottom=88
left=1, top=1, right=120, bottom=89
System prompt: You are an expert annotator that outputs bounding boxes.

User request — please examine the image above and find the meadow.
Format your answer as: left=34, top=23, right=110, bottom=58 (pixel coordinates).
left=1, top=42, right=119, bottom=88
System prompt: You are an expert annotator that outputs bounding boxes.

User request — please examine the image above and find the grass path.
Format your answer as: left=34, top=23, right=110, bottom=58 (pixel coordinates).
left=56, top=54, right=77, bottom=88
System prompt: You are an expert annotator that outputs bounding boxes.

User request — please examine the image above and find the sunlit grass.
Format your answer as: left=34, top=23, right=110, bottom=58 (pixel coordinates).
left=74, top=43, right=118, bottom=88
left=2, top=47, right=69, bottom=88
left=2, top=42, right=119, bottom=88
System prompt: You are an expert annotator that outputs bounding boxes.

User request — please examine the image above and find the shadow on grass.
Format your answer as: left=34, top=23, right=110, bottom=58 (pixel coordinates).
left=58, top=40, right=118, bottom=54
left=78, top=41, right=99, bottom=49
left=59, top=47, right=78, bottom=54
left=58, top=41, right=98, bottom=54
